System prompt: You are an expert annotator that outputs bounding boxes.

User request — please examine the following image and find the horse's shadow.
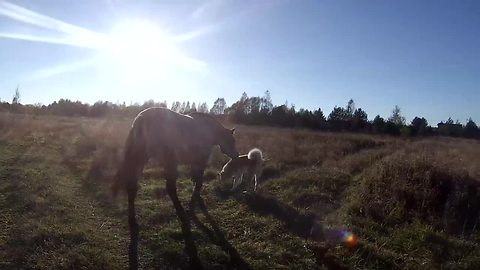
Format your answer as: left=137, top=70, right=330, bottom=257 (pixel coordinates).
left=167, top=187, right=343, bottom=270
left=188, top=196, right=252, bottom=269
left=161, top=192, right=252, bottom=269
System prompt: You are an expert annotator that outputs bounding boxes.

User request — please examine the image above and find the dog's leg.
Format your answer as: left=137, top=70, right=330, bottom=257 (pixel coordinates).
left=239, top=173, right=244, bottom=188
left=231, top=176, right=237, bottom=191
left=232, top=173, right=241, bottom=191
left=232, top=173, right=244, bottom=191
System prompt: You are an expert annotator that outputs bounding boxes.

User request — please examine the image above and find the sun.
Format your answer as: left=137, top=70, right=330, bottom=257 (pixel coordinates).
left=101, top=20, right=180, bottom=81
left=94, top=19, right=207, bottom=94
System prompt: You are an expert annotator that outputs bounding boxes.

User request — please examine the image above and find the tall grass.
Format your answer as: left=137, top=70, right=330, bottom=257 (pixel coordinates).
left=0, top=112, right=478, bottom=269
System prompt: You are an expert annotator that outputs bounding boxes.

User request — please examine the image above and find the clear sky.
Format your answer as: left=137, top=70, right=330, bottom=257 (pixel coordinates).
left=0, top=0, right=478, bottom=125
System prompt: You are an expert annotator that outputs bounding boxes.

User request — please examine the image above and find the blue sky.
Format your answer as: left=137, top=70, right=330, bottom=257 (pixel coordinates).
left=0, top=0, right=478, bottom=125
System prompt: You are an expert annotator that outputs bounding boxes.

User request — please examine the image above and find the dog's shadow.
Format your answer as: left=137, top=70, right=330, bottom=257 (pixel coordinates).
left=215, top=184, right=326, bottom=239
left=215, top=188, right=347, bottom=270
left=240, top=191, right=324, bottom=240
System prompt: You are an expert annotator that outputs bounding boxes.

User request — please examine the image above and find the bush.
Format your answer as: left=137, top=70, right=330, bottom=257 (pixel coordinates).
left=347, top=152, right=480, bottom=234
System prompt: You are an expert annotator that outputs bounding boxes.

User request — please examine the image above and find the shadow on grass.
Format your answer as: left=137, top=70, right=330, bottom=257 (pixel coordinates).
left=189, top=196, right=252, bottom=270
left=215, top=188, right=346, bottom=269
left=217, top=188, right=325, bottom=241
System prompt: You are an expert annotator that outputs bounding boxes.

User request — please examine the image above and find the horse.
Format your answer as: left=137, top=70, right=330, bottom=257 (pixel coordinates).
left=113, top=107, right=239, bottom=269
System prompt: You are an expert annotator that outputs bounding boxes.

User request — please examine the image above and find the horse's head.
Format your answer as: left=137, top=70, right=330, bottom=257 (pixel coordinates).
left=218, top=128, right=239, bottom=159
left=190, top=112, right=239, bottom=159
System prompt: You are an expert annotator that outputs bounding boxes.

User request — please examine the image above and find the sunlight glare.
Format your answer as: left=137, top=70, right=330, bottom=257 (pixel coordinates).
left=103, top=21, right=179, bottom=80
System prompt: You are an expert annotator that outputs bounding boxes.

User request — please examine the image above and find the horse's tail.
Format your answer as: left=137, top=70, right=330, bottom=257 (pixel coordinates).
left=112, top=115, right=148, bottom=198
left=247, top=148, right=263, bottom=161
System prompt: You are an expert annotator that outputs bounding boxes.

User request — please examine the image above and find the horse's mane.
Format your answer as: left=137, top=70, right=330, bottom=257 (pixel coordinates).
left=188, top=112, right=224, bottom=129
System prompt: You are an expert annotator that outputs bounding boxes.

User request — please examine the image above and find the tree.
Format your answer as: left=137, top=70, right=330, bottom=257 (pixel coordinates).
left=372, top=115, right=385, bottom=133
left=384, top=121, right=401, bottom=135
left=248, top=97, right=261, bottom=114
left=328, top=106, right=349, bottom=121
left=400, top=126, right=412, bottom=137
left=143, top=99, right=155, bottom=109
left=245, top=96, right=262, bottom=124
left=12, top=87, right=20, bottom=104
left=261, top=90, right=273, bottom=113
left=328, top=106, right=350, bottom=131
left=171, top=101, right=181, bottom=112
left=346, top=99, right=355, bottom=116
left=226, top=93, right=249, bottom=123
left=295, top=109, right=313, bottom=128
left=388, top=105, right=406, bottom=126
left=190, top=102, right=197, bottom=113
left=210, top=98, right=227, bottom=114
left=180, top=102, right=186, bottom=113
left=10, top=86, right=22, bottom=113
left=463, top=118, right=479, bottom=139
left=198, top=102, right=209, bottom=113
left=313, top=108, right=326, bottom=129
left=410, top=117, right=428, bottom=136
left=271, top=105, right=289, bottom=126
left=89, top=101, right=110, bottom=117
left=351, top=108, right=368, bottom=131
left=240, top=92, right=248, bottom=103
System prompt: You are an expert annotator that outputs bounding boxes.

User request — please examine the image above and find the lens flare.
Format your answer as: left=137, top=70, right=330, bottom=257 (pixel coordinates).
left=341, top=230, right=358, bottom=248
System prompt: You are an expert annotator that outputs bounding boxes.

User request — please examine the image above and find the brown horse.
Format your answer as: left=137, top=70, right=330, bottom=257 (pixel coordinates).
left=113, top=107, right=239, bottom=269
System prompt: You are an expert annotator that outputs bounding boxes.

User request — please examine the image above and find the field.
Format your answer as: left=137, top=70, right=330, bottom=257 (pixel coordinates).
left=0, top=113, right=479, bottom=269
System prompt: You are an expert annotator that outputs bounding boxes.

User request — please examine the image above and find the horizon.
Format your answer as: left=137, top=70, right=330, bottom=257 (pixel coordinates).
left=0, top=0, right=479, bottom=125
left=2, top=93, right=474, bottom=126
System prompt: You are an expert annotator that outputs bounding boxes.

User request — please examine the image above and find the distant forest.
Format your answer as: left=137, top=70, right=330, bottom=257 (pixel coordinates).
left=2, top=88, right=479, bottom=139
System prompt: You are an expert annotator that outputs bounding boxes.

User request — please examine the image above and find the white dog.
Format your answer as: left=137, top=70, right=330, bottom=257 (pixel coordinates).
left=219, top=148, right=264, bottom=192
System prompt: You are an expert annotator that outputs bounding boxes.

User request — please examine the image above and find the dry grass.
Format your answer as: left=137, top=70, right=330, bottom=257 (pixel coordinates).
left=0, top=113, right=479, bottom=269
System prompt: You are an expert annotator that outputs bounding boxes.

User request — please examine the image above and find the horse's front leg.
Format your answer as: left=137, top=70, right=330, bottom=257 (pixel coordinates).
left=165, top=164, right=202, bottom=269
left=125, top=162, right=147, bottom=270
left=189, top=166, right=205, bottom=212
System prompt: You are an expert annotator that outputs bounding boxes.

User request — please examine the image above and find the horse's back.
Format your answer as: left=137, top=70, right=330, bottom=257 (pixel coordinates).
left=136, top=107, right=191, bottom=143
left=133, top=107, right=211, bottom=163
left=138, top=107, right=192, bottom=122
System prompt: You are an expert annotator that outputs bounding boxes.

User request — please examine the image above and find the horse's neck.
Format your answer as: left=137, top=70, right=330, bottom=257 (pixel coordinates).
left=191, top=117, right=222, bottom=145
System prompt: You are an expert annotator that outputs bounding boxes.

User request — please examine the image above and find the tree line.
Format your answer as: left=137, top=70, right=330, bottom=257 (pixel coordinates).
left=1, top=88, right=478, bottom=139
left=223, top=91, right=478, bottom=139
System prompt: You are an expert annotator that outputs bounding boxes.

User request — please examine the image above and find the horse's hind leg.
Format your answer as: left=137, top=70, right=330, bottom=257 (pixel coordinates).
left=165, top=163, right=202, bottom=269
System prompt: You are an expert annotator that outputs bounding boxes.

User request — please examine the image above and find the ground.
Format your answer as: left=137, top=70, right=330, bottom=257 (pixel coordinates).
left=0, top=113, right=479, bottom=269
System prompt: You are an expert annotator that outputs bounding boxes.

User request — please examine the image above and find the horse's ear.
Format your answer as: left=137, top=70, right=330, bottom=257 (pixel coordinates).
left=230, top=128, right=235, bottom=134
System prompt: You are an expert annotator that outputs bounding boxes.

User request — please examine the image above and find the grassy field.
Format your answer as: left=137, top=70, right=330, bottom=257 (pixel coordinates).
left=0, top=113, right=479, bottom=269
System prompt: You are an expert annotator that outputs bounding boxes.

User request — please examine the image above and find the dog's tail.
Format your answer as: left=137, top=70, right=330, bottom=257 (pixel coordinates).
left=247, top=148, right=263, bottom=161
